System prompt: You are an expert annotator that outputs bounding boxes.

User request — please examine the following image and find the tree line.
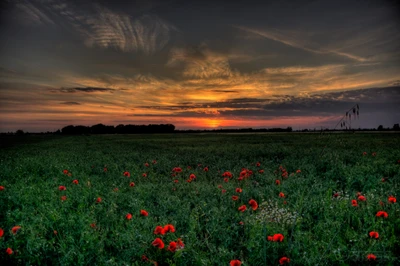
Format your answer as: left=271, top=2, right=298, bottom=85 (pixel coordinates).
left=61, top=124, right=176, bottom=134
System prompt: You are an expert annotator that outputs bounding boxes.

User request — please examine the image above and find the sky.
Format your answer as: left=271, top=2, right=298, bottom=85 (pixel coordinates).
left=0, top=0, right=399, bottom=132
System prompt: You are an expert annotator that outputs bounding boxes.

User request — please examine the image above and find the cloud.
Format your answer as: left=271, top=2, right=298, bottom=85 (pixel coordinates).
left=15, top=0, right=56, bottom=26
left=60, top=101, right=81, bottom=105
left=54, top=87, right=115, bottom=93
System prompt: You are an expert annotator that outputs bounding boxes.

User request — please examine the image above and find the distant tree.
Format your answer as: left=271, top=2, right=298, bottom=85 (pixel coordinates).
left=15, top=129, right=24, bottom=135
left=377, top=125, right=383, bottom=131
left=393, top=124, right=399, bottom=131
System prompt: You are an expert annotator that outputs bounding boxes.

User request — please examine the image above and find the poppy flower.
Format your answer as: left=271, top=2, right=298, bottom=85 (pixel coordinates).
left=275, top=180, right=281, bottom=185
left=152, top=160, right=157, bottom=164
left=239, top=221, right=244, bottom=225
left=224, top=178, right=229, bottom=183
left=279, top=192, right=285, bottom=198
left=113, top=188, right=119, bottom=192
left=129, top=182, right=135, bottom=187
left=222, top=171, right=233, bottom=178
left=358, top=195, right=366, bottom=201
left=59, top=186, right=66, bottom=191
left=296, top=169, right=301, bottom=174
left=90, top=223, right=96, bottom=228
left=0, top=228, right=3, bottom=238
left=372, top=152, right=376, bottom=156
left=279, top=257, right=290, bottom=265
left=249, top=199, right=258, bottom=210
left=72, top=179, right=79, bottom=184
left=283, top=200, right=288, bottom=205
left=256, top=162, right=261, bottom=167
left=11, top=226, right=21, bottom=235
left=142, top=255, right=149, bottom=262
left=163, top=224, right=175, bottom=233
left=230, top=260, right=242, bottom=266
left=222, top=189, right=227, bottom=194
left=187, top=166, right=192, bottom=169
left=273, top=233, right=284, bottom=242
left=103, top=167, right=107, bottom=172
left=6, top=248, right=13, bottom=255
left=123, top=171, right=130, bottom=177
left=236, top=188, right=243, bottom=193
left=376, top=211, right=388, bottom=218
left=369, top=231, right=379, bottom=239
left=187, top=179, right=192, bottom=183
left=189, top=174, right=196, bottom=180
left=367, top=254, right=376, bottom=261
left=126, top=213, right=132, bottom=220
left=218, top=185, right=223, bottom=189
left=172, top=167, right=182, bottom=173
left=96, top=197, right=102, bottom=203
left=154, top=226, right=166, bottom=235
left=363, top=152, right=367, bottom=156
left=351, top=200, right=358, bottom=207
left=61, top=196, right=67, bottom=201
left=259, top=169, right=264, bottom=173
left=63, top=169, right=68, bottom=174
left=152, top=238, right=165, bottom=249
left=379, top=201, right=384, bottom=206
left=238, top=205, right=247, bottom=212
left=140, top=210, right=148, bottom=216
left=168, top=241, right=177, bottom=252
left=267, top=236, right=273, bottom=241
left=142, top=173, right=147, bottom=177
left=388, top=196, right=396, bottom=203
left=232, top=196, right=239, bottom=201
left=381, top=178, right=386, bottom=182
left=282, top=172, right=288, bottom=178
left=333, top=193, right=339, bottom=198
left=53, top=230, right=57, bottom=235
left=177, top=238, right=185, bottom=249
left=203, top=167, right=209, bottom=172
left=145, top=163, right=149, bottom=167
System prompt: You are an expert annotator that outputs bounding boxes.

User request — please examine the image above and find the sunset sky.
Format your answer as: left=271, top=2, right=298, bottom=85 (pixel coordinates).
left=0, top=0, right=399, bottom=132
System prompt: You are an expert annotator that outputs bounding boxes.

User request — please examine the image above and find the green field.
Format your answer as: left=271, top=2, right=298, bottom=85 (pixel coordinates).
left=0, top=133, right=399, bottom=265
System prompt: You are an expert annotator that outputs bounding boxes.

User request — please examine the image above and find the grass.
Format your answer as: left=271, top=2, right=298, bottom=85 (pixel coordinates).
left=0, top=133, right=399, bottom=265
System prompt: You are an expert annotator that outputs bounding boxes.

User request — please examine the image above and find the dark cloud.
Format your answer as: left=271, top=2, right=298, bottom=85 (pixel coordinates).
left=60, top=101, right=81, bottom=105
left=55, top=87, right=115, bottom=93
left=211, top=90, right=239, bottom=93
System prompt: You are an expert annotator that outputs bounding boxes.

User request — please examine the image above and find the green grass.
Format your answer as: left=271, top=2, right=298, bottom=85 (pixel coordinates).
left=0, top=133, right=399, bottom=265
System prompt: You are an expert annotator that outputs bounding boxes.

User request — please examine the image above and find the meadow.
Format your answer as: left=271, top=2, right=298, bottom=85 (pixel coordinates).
left=0, top=133, right=399, bottom=265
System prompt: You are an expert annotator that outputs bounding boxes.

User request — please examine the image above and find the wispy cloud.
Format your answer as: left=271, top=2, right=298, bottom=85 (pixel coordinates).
left=54, top=87, right=115, bottom=93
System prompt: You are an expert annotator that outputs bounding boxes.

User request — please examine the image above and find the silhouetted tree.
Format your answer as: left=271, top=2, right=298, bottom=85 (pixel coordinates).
left=393, top=124, right=399, bottom=131
left=378, top=125, right=383, bottom=131
left=15, top=129, right=24, bottom=135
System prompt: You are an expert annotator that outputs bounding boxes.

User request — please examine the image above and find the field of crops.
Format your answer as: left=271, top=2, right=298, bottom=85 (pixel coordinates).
left=0, top=133, right=399, bottom=265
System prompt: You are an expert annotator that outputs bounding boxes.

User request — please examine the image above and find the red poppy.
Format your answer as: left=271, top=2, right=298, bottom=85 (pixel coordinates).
left=63, top=169, right=69, bottom=174
left=222, top=189, right=227, bottom=194
left=0, top=228, right=3, bottom=238
left=267, top=236, right=273, bottom=241
left=189, top=174, right=196, bottom=180
left=230, top=260, right=242, bottom=266
left=249, top=199, right=258, bottom=210
left=379, top=201, right=384, bottom=206
left=11, top=226, right=21, bottom=235
left=142, top=173, right=147, bottom=177
left=163, top=224, right=175, bottom=233
left=187, top=166, right=191, bottom=169
left=113, top=188, right=119, bottom=192
left=333, top=193, right=339, bottom=198
left=259, top=169, right=264, bottom=173
left=372, top=152, right=376, bottom=156
left=140, top=210, right=148, bottom=216
left=129, top=182, right=135, bottom=187
left=152, top=238, right=165, bottom=249
left=126, top=213, right=132, bottom=220
left=236, top=188, right=243, bottom=193
left=222, top=171, right=233, bottom=178
left=238, top=205, right=247, bottom=212
left=96, top=197, right=102, bottom=203
left=363, top=152, right=367, bottom=156
left=224, top=178, right=229, bottom=183
left=275, top=180, right=281, bottom=185
left=103, top=167, right=107, bottom=172
left=168, top=241, right=177, bottom=252
left=53, top=230, right=57, bottom=235
left=256, top=162, right=261, bottom=167
left=218, top=185, right=223, bottom=189
left=90, top=223, right=96, bottom=228
left=123, top=171, right=130, bottom=177
left=59, top=186, right=66, bottom=191
left=145, top=163, right=149, bottom=167
left=154, top=226, right=166, bottom=235
left=239, top=221, right=244, bottom=225
left=367, top=254, right=376, bottom=261
left=177, top=238, right=185, bottom=249
left=61, top=196, right=67, bottom=201
left=279, top=192, right=285, bottom=198
left=351, top=200, right=358, bottom=207
left=6, top=247, right=13, bottom=255
left=142, top=255, right=149, bottom=262
left=187, top=179, right=192, bottom=183
left=172, top=167, right=182, bottom=173
left=203, top=167, right=209, bottom=172
left=376, top=211, right=388, bottom=218
left=273, top=233, right=284, bottom=242
left=381, top=177, right=386, bottom=182
left=279, top=257, right=290, bottom=265
left=358, top=195, right=366, bottom=201
left=232, top=196, right=239, bottom=201
left=388, top=196, right=396, bottom=203
left=296, top=169, right=301, bottom=174
left=369, top=231, right=379, bottom=239
left=282, top=171, right=288, bottom=178
left=283, top=200, right=288, bottom=205
left=72, top=179, right=79, bottom=184
left=0, top=186, right=4, bottom=191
